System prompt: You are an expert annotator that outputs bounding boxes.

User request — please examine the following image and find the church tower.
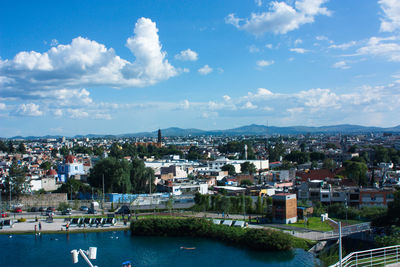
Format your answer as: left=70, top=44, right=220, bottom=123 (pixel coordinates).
left=157, top=129, right=162, bottom=144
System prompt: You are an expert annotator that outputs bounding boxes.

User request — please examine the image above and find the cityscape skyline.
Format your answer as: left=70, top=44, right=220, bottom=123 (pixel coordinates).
left=1, top=0, right=400, bottom=137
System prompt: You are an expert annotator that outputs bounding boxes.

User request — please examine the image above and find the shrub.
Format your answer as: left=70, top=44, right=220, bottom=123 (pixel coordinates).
left=130, top=218, right=295, bottom=251
left=57, top=202, right=70, bottom=211
left=18, top=218, right=26, bottom=222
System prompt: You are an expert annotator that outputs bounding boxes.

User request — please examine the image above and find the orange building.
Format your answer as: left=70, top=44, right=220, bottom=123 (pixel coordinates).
left=272, top=193, right=297, bottom=224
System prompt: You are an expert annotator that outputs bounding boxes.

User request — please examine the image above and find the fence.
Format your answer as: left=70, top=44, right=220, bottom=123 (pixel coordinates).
left=330, top=245, right=400, bottom=267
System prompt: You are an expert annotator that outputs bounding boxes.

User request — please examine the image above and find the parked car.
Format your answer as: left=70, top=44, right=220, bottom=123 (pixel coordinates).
left=14, top=207, right=22, bottom=213
left=30, top=207, right=39, bottom=212
left=115, top=205, right=130, bottom=215
left=1, top=211, right=8, bottom=218
left=87, top=208, right=97, bottom=214
left=61, top=208, right=72, bottom=215
left=80, top=206, right=89, bottom=212
left=46, top=207, right=56, bottom=212
left=39, top=207, right=45, bottom=212
left=46, top=210, right=55, bottom=217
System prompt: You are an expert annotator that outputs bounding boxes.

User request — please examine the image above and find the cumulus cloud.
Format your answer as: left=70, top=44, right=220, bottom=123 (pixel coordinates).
left=289, top=48, right=308, bottom=53
left=68, top=109, right=89, bottom=119
left=0, top=103, right=6, bottom=110
left=174, top=49, right=198, bottom=61
left=356, top=36, right=400, bottom=61
left=0, top=17, right=177, bottom=100
left=329, top=40, right=357, bottom=50
left=294, top=38, right=303, bottom=45
left=225, top=0, right=330, bottom=35
left=14, top=103, right=43, bottom=116
left=198, top=65, right=213, bottom=75
left=379, top=0, right=400, bottom=32
left=248, top=45, right=260, bottom=53
left=256, top=60, right=274, bottom=67
left=332, top=61, right=350, bottom=69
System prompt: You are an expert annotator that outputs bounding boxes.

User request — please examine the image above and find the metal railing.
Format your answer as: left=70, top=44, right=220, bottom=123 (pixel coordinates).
left=330, top=245, right=400, bottom=267
left=284, top=222, right=371, bottom=241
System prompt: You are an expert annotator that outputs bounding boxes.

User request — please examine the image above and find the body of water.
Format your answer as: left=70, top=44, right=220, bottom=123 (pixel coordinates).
left=0, top=231, right=319, bottom=267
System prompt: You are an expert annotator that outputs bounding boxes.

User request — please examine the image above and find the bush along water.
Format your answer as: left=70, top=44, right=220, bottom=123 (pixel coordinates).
left=130, top=217, right=300, bottom=251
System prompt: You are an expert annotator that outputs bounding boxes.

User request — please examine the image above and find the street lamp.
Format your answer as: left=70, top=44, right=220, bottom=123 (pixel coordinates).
left=71, top=247, right=97, bottom=267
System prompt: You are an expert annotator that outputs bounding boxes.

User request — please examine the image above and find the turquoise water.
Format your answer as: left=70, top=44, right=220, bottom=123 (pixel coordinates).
left=0, top=231, right=319, bottom=267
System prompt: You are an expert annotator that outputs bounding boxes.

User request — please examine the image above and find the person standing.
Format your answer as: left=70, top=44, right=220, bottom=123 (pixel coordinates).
left=39, top=222, right=42, bottom=231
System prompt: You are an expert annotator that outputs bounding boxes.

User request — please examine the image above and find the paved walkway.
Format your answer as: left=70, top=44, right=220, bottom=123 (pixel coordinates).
left=0, top=217, right=128, bottom=233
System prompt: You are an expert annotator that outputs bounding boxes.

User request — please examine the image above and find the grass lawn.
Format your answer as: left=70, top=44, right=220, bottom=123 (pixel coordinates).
left=330, top=218, right=365, bottom=225
left=290, top=217, right=334, bottom=232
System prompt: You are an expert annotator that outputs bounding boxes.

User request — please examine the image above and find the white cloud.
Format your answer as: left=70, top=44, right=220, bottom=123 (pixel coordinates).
left=14, top=103, right=43, bottom=116
left=94, top=113, right=112, bottom=120
left=255, top=0, right=262, bottom=7
left=356, top=36, right=400, bottom=61
left=248, top=45, right=260, bottom=53
left=198, top=65, right=213, bottom=75
left=50, top=39, right=58, bottom=46
left=180, top=99, right=190, bottom=109
left=329, top=40, right=357, bottom=50
left=294, top=38, right=303, bottom=45
left=242, top=101, right=258, bottom=109
left=265, top=44, right=273, bottom=49
left=332, top=61, right=350, bottom=69
left=289, top=48, right=308, bottom=53
left=68, top=109, right=89, bottom=119
left=256, top=60, right=274, bottom=67
left=379, top=0, right=400, bottom=32
left=54, top=109, right=63, bottom=117
left=0, top=17, right=177, bottom=100
left=223, top=95, right=231, bottom=101
left=287, top=107, right=304, bottom=113
left=225, top=0, right=330, bottom=35
left=0, top=103, right=6, bottom=110
left=174, top=49, right=198, bottom=61
left=316, top=35, right=328, bottom=41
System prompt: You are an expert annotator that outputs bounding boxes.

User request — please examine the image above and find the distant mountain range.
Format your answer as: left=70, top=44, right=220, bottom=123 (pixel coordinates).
left=5, top=124, right=400, bottom=140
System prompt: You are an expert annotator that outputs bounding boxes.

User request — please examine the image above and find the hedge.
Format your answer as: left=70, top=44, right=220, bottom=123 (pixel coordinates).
left=130, top=218, right=294, bottom=251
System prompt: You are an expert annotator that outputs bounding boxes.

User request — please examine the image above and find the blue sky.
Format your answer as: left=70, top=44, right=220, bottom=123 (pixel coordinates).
left=1, top=0, right=400, bottom=137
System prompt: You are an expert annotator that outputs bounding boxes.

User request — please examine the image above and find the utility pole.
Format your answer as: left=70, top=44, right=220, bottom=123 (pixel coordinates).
left=102, top=174, right=105, bottom=209
left=339, top=221, right=342, bottom=267
left=9, top=180, right=12, bottom=210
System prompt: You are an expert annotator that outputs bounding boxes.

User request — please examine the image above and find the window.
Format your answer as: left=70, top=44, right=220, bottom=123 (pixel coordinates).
left=322, top=194, right=329, bottom=198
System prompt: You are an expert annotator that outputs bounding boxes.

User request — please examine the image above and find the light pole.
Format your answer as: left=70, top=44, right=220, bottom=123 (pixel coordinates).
left=71, top=247, right=97, bottom=267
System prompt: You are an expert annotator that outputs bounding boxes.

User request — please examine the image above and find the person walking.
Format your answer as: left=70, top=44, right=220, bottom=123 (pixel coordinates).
left=39, top=222, right=42, bottom=231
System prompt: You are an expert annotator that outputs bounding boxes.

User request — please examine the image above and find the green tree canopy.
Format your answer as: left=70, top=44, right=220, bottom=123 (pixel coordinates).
left=284, top=151, right=310, bottom=164
left=240, top=162, right=257, bottom=174
left=343, top=160, right=368, bottom=186
left=221, top=164, right=236, bottom=175
left=88, top=157, right=132, bottom=193
left=6, top=161, right=29, bottom=198
left=130, top=158, right=155, bottom=194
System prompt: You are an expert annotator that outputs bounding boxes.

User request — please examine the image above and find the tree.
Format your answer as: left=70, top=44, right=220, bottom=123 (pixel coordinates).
left=88, top=157, right=132, bottom=193
left=240, top=179, right=253, bottom=186
left=310, top=152, right=325, bottom=161
left=343, top=160, right=368, bottom=186
left=325, top=143, right=337, bottom=149
left=130, top=158, right=155, bottom=194
left=284, top=151, right=310, bottom=164
left=255, top=196, right=264, bottom=214
left=0, top=140, right=7, bottom=152
left=6, top=161, right=29, bottom=198
left=240, top=162, right=257, bottom=174
left=110, top=143, right=124, bottom=159
left=8, top=141, right=15, bottom=153
left=322, top=158, right=336, bottom=170
left=56, top=178, right=91, bottom=197
left=51, top=148, right=58, bottom=158
left=40, top=161, right=52, bottom=171
left=221, top=164, right=236, bottom=175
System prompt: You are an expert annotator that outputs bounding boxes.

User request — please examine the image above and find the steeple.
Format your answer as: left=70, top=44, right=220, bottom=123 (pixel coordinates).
left=157, top=128, right=162, bottom=144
